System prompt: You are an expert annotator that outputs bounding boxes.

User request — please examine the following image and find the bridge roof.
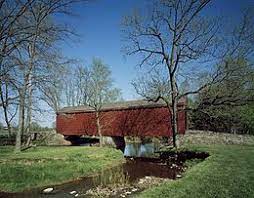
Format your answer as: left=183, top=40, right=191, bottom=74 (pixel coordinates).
left=57, top=98, right=186, bottom=114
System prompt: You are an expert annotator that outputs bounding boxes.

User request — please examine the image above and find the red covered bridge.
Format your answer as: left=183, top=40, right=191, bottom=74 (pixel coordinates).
left=56, top=98, right=187, bottom=138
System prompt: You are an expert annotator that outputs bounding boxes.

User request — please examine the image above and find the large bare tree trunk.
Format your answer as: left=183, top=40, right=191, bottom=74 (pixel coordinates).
left=170, top=75, right=178, bottom=148
left=170, top=98, right=178, bottom=148
left=95, top=111, right=102, bottom=147
left=167, top=36, right=178, bottom=148
left=15, top=88, right=25, bottom=152
left=25, top=73, right=33, bottom=146
left=24, top=37, right=36, bottom=146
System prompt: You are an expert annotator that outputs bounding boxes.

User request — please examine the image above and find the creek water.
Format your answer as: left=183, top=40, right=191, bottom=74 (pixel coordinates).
left=1, top=143, right=198, bottom=198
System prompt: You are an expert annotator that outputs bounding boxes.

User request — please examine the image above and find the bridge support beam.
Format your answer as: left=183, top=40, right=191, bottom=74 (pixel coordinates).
left=102, top=136, right=126, bottom=153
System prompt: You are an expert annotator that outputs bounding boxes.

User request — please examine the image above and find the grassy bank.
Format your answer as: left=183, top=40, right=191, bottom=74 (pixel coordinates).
left=0, top=146, right=124, bottom=192
left=140, top=144, right=254, bottom=198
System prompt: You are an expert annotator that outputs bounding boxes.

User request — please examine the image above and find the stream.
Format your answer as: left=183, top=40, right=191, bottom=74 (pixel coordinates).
left=1, top=143, right=208, bottom=198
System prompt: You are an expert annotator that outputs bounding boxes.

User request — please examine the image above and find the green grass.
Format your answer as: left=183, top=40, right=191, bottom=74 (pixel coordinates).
left=139, top=144, right=254, bottom=198
left=0, top=146, right=124, bottom=192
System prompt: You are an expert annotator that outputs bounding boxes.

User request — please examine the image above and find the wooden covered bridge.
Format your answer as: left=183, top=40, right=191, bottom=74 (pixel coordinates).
left=56, top=98, right=187, bottom=149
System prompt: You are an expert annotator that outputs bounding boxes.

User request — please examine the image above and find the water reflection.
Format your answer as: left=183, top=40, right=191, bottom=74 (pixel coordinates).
left=124, top=142, right=159, bottom=157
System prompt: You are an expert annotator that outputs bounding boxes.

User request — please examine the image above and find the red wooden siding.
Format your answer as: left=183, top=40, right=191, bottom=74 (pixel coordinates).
left=56, top=106, right=186, bottom=137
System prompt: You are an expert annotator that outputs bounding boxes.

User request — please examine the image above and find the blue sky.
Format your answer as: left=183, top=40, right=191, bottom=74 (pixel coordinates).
left=60, top=0, right=254, bottom=100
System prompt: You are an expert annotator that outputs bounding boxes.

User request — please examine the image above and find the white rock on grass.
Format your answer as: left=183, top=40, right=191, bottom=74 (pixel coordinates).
left=132, top=188, right=138, bottom=192
left=43, top=187, right=54, bottom=193
left=70, top=191, right=77, bottom=195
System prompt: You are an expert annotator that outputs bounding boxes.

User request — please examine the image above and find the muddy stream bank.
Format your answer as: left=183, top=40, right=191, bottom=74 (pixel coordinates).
left=1, top=143, right=209, bottom=198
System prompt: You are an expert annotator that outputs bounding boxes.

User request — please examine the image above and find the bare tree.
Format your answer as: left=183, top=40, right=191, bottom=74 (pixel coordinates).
left=122, top=0, right=218, bottom=147
left=0, top=0, right=36, bottom=139
left=51, top=59, right=121, bottom=146
left=123, top=1, right=254, bottom=147
left=87, top=58, right=121, bottom=146
left=0, top=0, right=85, bottom=152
